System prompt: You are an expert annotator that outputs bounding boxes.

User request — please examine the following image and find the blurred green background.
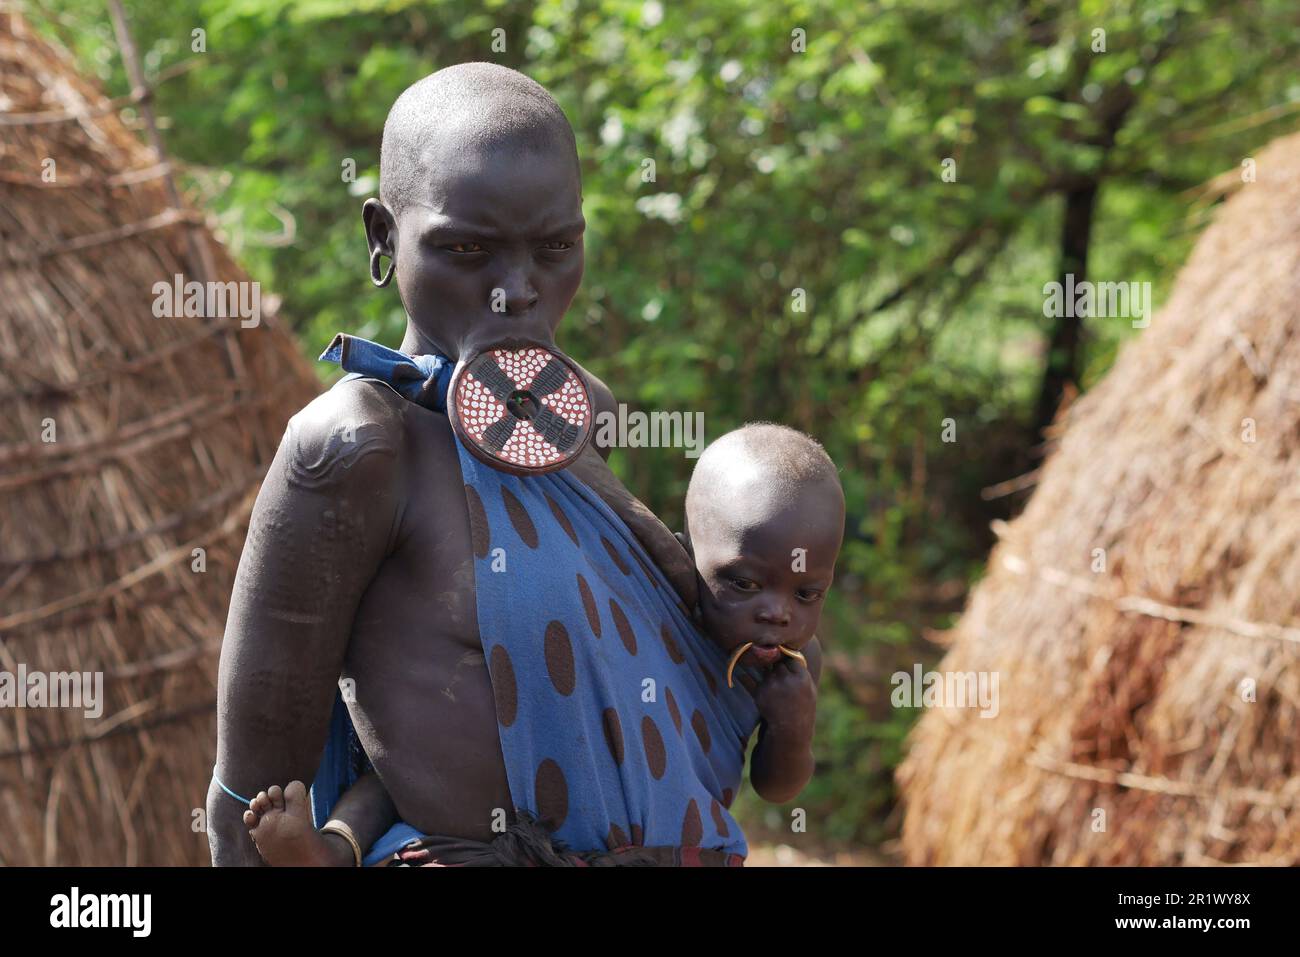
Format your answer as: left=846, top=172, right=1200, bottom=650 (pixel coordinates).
left=32, top=0, right=1300, bottom=859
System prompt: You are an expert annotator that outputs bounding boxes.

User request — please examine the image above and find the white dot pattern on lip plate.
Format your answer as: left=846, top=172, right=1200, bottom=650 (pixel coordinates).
left=454, top=347, right=592, bottom=468
left=539, top=374, right=590, bottom=429
left=494, top=348, right=547, bottom=390
left=456, top=374, right=507, bottom=440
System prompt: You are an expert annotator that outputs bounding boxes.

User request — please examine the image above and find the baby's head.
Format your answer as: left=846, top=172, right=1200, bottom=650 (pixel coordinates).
left=682, top=423, right=845, bottom=669
left=366, top=63, right=585, bottom=361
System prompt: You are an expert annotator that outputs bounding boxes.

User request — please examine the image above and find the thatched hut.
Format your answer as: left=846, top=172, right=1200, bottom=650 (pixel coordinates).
left=898, top=132, right=1300, bottom=865
left=0, top=13, right=319, bottom=864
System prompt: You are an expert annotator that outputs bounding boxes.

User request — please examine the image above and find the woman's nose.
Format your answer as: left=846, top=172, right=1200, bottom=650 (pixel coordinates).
left=493, top=260, right=539, bottom=315
left=502, top=286, right=539, bottom=315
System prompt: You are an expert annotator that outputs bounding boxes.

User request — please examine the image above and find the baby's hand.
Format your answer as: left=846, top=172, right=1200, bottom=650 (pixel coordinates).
left=752, top=657, right=817, bottom=737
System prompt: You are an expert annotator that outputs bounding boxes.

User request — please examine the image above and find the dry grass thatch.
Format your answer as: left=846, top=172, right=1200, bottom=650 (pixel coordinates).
left=897, top=131, right=1300, bottom=865
left=0, top=12, right=319, bottom=864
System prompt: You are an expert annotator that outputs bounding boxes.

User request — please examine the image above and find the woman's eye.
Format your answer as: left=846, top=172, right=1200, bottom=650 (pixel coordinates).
left=445, top=242, right=485, bottom=254
left=730, top=578, right=759, bottom=592
left=797, top=590, right=823, bottom=603
left=542, top=240, right=573, bottom=251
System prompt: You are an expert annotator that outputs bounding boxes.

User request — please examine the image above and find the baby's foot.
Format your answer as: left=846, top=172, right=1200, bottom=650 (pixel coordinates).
left=243, top=780, right=353, bottom=866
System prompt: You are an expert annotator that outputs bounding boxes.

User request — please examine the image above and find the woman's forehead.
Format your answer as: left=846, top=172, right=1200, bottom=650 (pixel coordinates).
left=403, top=139, right=581, bottom=216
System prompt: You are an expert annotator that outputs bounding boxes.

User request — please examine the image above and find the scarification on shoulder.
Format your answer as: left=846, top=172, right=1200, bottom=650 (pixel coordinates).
left=284, top=382, right=403, bottom=492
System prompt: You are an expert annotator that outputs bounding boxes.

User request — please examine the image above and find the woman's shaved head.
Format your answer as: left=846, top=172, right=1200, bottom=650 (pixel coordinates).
left=365, top=62, right=586, bottom=361
left=379, top=61, right=580, bottom=217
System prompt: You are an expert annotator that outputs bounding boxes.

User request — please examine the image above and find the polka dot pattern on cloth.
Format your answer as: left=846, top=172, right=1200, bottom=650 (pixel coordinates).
left=607, top=823, right=629, bottom=850
left=682, top=798, right=703, bottom=846
left=545, top=493, right=580, bottom=547
left=711, top=799, right=730, bottom=837
left=609, top=598, right=638, bottom=656
left=464, top=484, right=490, bottom=559
left=534, top=758, right=568, bottom=830
left=665, top=686, right=683, bottom=736
left=458, top=439, right=760, bottom=858
left=501, top=487, right=538, bottom=548
left=544, top=621, right=576, bottom=696
left=602, top=708, right=624, bottom=765
left=490, top=645, right=517, bottom=728
left=642, top=715, right=667, bottom=780
left=577, top=574, right=601, bottom=637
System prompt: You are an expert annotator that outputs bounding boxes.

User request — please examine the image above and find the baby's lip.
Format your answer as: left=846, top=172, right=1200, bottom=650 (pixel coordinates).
left=726, top=641, right=796, bottom=687
left=746, top=645, right=784, bottom=665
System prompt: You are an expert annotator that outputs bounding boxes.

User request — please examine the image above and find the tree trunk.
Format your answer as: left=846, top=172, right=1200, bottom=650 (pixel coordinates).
left=1031, top=182, right=1098, bottom=440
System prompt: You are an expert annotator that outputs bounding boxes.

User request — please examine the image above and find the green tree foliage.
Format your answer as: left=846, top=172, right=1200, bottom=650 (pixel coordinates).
left=32, top=0, right=1300, bottom=848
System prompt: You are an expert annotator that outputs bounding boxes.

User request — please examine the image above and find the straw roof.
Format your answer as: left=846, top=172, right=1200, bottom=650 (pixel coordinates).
left=0, top=12, right=319, bottom=864
left=898, top=131, right=1300, bottom=865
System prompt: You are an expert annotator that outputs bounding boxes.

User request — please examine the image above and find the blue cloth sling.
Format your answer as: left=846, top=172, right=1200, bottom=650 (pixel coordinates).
left=310, top=334, right=760, bottom=861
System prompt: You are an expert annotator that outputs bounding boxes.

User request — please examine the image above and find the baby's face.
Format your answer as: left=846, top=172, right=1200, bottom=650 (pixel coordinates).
left=690, top=484, right=843, bottom=669
left=390, top=140, right=586, bottom=361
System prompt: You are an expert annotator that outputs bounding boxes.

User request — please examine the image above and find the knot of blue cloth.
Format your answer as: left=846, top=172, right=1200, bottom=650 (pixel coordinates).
left=319, top=333, right=454, bottom=413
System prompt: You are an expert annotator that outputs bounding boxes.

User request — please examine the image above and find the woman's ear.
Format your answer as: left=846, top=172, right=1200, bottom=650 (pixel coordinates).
left=362, top=198, right=396, bottom=258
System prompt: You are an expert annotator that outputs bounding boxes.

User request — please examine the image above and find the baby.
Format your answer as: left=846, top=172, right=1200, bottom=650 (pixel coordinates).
left=242, top=422, right=844, bottom=864
left=679, top=422, right=844, bottom=804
